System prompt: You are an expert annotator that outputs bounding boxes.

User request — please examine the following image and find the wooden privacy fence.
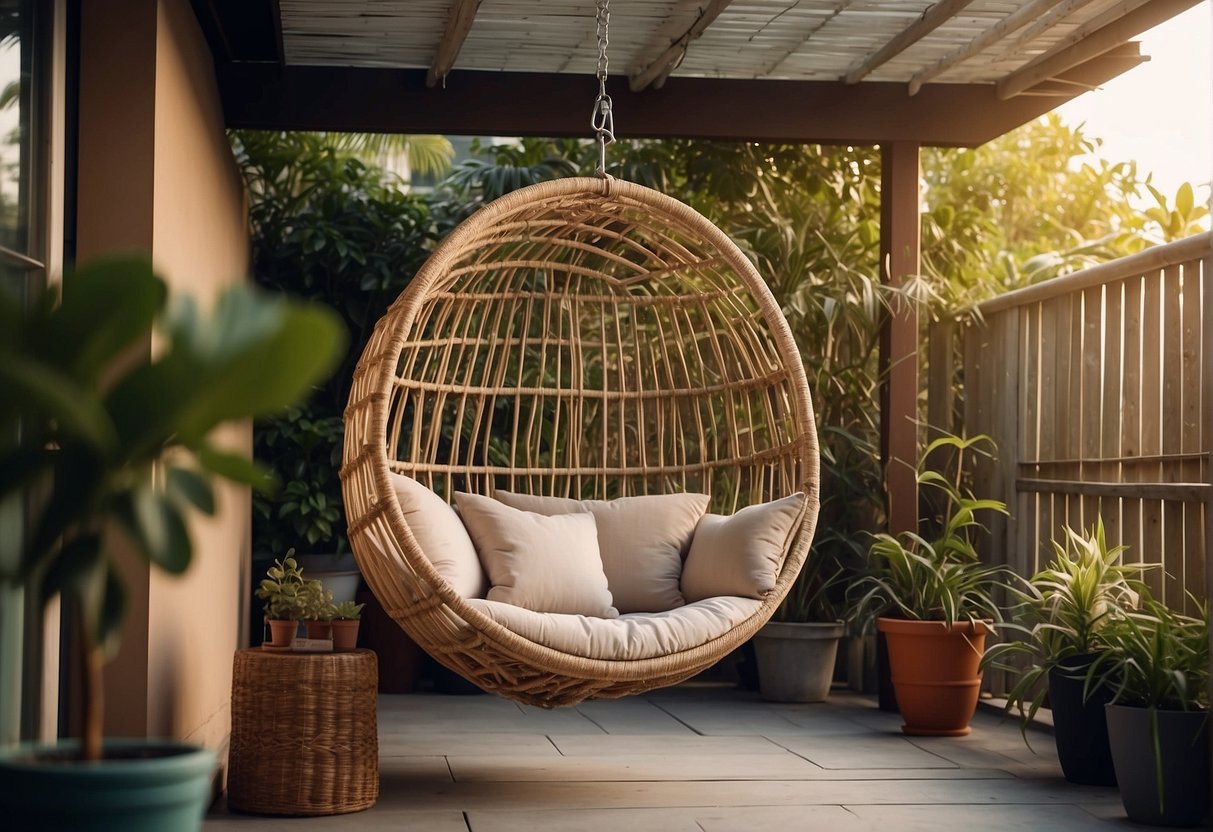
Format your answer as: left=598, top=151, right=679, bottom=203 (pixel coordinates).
left=951, top=233, right=1211, bottom=610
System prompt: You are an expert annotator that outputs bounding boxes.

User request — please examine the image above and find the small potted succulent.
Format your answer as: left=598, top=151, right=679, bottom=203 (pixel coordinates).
left=1087, top=596, right=1209, bottom=827
left=851, top=434, right=1015, bottom=737
left=256, top=554, right=307, bottom=648
left=328, top=600, right=365, bottom=651
left=984, top=518, right=1149, bottom=786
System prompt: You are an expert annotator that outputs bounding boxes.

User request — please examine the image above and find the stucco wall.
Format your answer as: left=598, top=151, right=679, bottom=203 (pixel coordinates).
left=77, top=0, right=249, bottom=759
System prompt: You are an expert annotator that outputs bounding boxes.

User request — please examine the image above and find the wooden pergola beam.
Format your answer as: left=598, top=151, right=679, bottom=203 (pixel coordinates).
left=427, top=0, right=482, bottom=88
left=844, top=0, right=976, bottom=85
left=880, top=142, right=921, bottom=537
left=997, top=0, right=1201, bottom=99
left=218, top=49, right=1140, bottom=147
left=988, top=0, right=1101, bottom=66
left=629, top=0, right=735, bottom=92
left=907, top=0, right=1068, bottom=96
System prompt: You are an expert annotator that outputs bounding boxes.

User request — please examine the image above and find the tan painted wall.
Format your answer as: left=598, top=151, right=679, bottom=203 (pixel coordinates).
left=146, top=0, right=251, bottom=751
left=77, top=0, right=249, bottom=757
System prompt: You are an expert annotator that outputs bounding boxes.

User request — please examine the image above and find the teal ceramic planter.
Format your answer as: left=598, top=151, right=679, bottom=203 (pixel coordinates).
left=0, top=738, right=215, bottom=831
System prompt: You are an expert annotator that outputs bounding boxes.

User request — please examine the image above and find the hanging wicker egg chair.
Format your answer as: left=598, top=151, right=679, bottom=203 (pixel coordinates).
left=341, top=176, right=819, bottom=706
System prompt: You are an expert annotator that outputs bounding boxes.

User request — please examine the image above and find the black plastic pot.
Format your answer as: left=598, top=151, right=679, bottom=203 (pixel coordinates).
left=1105, top=704, right=1210, bottom=827
left=1047, top=654, right=1116, bottom=786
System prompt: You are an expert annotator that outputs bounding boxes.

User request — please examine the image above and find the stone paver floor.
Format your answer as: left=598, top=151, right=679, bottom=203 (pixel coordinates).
left=206, top=683, right=1158, bottom=831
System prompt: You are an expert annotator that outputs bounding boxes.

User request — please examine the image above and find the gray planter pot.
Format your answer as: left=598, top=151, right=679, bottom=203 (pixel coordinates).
left=753, top=621, right=844, bottom=702
left=296, top=553, right=362, bottom=603
left=0, top=739, right=215, bottom=831
left=1105, top=704, right=1210, bottom=827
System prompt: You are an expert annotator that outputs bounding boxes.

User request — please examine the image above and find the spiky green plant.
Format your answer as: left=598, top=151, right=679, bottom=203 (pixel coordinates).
left=850, top=434, right=1013, bottom=627
left=984, top=519, right=1152, bottom=726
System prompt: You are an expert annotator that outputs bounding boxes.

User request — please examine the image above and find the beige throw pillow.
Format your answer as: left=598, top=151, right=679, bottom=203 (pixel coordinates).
left=493, top=491, right=710, bottom=613
left=455, top=492, right=618, bottom=618
left=681, top=493, right=806, bottom=602
left=390, top=473, right=488, bottom=599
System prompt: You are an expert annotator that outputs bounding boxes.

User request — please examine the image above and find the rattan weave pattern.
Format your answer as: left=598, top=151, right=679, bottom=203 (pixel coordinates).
left=342, top=177, right=819, bottom=706
left=228, top=649, right=378, bottom=816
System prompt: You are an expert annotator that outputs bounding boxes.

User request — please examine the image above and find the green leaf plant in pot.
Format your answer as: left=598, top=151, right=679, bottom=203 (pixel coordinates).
left=850, top=434, right=1015, bottom=737
left=328, top=600, right=365, bottom=652
left=0, top=258, right=344, bottom=831
left=983, top=518, right=1149, bottom=786
left=255, top=551, right=313, bottom=647
left=1086, top=596, right=1209, bottom=827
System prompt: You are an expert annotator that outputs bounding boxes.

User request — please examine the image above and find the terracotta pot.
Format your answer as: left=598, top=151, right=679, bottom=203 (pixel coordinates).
left=876, top=617, right=989, bottom=737
left=266, top=619, right=298, bottom=649
left=331, top=619, right=360, bottom=651
left=304, top=620, right=332, bottom=640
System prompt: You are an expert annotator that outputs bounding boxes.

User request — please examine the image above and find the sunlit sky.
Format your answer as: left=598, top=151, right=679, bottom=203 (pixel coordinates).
left=1054, top=2, right=1212, bottom=201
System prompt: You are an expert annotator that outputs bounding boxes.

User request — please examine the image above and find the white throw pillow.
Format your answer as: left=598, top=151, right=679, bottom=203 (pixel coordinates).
left=681, top=493, right=805, bottom=602
left=455, top=492, right=618, bottom=618
left=493, top=491, right=709, bottom=613
left=389, top=473, right=488, bottom=599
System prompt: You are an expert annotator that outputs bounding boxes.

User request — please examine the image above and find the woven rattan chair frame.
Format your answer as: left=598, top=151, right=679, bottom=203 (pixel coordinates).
left=342, top=177, right=819, bottom=707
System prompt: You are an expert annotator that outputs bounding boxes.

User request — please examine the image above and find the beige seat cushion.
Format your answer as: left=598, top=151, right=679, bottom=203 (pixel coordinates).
left=455, top=492, right=618, bottom=618
left=390, top=473, right=487, bottom=598
left=681, top=493, right=806, bottom=602
left=466, top=596, right=762, bottom=661
left=493, top=491, right=710, bottom=613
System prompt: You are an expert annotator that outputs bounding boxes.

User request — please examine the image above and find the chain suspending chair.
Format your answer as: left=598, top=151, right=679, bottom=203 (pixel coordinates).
left=340, top=1, right=819, bottom=707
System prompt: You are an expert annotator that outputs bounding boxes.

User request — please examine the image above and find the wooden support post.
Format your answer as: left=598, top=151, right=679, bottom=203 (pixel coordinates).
left=879, top=142, right=921, bottom=536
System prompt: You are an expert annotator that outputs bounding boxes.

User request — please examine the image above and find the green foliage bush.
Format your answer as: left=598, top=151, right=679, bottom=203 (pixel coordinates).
left=231, top=131, right=435, bottom=557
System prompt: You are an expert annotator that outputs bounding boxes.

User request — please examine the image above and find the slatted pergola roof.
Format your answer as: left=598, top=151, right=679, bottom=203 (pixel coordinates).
left=199, top=0, right=1200, bottom=146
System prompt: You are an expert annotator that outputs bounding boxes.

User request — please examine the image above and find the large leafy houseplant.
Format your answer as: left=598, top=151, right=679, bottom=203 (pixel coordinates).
left=0, top=259, right=343, bottom=773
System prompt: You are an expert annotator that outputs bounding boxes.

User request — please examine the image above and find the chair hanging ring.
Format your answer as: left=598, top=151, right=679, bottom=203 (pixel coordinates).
left=590, top=0, right=615, bottom=178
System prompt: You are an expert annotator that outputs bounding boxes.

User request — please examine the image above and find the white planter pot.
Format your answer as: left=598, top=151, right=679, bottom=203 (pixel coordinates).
left=753, top=621, right=844, bottom=703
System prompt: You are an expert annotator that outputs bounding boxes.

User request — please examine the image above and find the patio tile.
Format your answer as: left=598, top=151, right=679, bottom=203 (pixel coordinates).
left=447, top=752, right=824, bottom=782
left=549, top=734, right=787, bottom=756
left=466, top=805, right=864, bottom=832
left=362, top=776, right=1096, bottom=813
left=381, top=731, right=560, bottom=757
left=572, top=696, right=699, bottom=735
left=772, top=732, right=958, bottom=769
left=205, top=806, right=469, bottom=831
left=847, top=803, right=1118, bottom=830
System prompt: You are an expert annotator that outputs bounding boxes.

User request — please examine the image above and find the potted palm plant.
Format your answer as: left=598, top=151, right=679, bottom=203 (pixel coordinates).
left=1088, top=596, right=1209, bottom=827
left=984, top=519, right=1149, bottom=785
left=851, top=434, right=1014, bottom=736
left=0, top=258, right=343, bottom=831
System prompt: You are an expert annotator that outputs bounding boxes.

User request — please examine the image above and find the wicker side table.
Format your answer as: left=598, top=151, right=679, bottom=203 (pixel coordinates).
left=228, top=648, right=379, bottom=815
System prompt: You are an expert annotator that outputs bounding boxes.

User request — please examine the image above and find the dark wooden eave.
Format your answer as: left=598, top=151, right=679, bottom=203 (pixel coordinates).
left=218, top=43, right=1143, bottom=147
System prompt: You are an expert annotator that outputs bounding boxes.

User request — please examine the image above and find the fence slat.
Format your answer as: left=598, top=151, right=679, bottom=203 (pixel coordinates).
left=943, top=234, right=1212, bottom=609
left=1101, top=280, right=1123, bottom=545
